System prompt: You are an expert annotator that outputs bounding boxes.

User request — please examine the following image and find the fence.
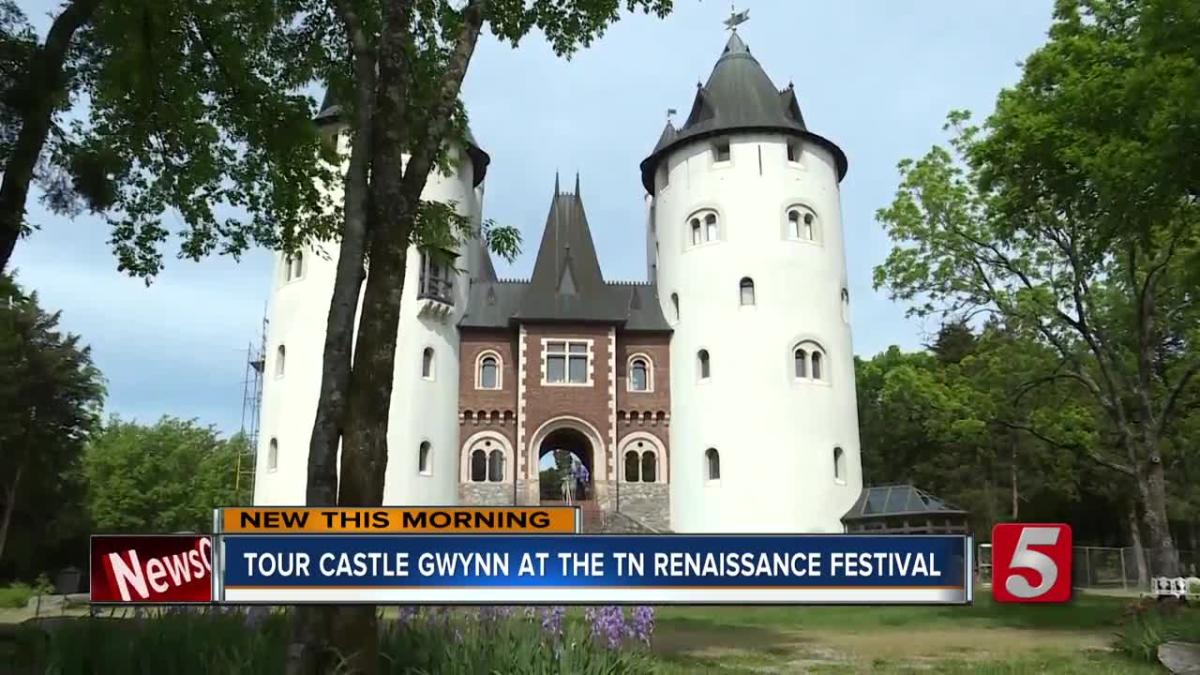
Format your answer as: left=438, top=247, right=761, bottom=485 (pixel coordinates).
left=977, top=544, right=1199, bottom=591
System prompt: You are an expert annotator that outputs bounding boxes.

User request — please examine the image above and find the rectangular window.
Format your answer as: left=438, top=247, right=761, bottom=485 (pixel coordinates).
left=787, top=141, right=801, bottom=163
left=713, top=140, right=731, bottom=163
left=545, top=340, right=590, bottom=384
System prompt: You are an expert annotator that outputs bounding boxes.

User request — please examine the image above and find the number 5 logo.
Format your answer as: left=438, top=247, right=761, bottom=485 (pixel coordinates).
left=992, top=523, right=1072, bottom=603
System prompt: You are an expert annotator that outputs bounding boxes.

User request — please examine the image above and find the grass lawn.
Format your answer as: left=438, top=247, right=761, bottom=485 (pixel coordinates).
left=648, top=594, right=1167, bottom=673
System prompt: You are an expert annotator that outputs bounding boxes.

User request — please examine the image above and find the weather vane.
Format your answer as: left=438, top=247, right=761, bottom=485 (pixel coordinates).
left=724, top=3, right=749, bottom=31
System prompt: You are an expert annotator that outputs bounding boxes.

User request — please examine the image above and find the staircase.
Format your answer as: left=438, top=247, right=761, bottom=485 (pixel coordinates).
left=540, top=500, right=663, bottom=533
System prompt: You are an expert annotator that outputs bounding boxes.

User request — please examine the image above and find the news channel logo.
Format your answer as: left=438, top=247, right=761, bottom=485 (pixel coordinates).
left=991, top=523, right=1072, bottom=603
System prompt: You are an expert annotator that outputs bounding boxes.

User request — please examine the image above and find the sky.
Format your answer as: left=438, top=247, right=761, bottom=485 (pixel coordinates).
left=10, top=0, right=1055, bottom=436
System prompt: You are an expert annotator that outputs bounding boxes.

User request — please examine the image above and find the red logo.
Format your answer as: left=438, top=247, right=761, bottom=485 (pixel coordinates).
left=991, top=523, right=1072, bottom=603
left=91, top=535, right=213, bottom=603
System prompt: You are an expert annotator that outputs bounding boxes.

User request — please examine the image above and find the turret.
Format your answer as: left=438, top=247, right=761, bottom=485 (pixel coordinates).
left=645, top=33, right=862, bottom=533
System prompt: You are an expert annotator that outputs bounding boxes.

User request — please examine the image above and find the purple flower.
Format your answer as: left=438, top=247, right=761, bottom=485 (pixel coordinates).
left=587, top=605, right=627, bottom=649
left=540, top=605, right=565, bottom=638
left=395, top=606, right=420, bottom=625
left=629, top=606, right=655, bottom=645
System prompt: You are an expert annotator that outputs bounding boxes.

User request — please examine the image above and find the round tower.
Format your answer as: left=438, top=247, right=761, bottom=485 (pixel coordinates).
left=642, top=33, right=862, bottom=533
left=254, top=90, right=488, bottom=506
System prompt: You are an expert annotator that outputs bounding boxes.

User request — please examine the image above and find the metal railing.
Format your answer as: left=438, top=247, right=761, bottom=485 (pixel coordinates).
left=977, top=544, right=1199, bottom=591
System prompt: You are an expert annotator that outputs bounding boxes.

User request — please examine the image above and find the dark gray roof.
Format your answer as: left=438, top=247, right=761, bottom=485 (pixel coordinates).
left=459, top=176, right=670, bottom=332
left=841, top=485, right=967, bottom=522
left=314, top=86, right=490, bottom=187
left=640, top=33, right=847, bottom=193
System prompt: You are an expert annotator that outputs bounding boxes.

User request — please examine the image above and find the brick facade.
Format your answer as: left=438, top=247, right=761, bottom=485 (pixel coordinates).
left=457, top=323, right=671, bottom=529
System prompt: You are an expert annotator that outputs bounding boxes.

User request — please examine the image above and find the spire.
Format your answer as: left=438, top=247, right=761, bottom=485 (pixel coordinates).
left=554, top=171, right=560, bottom=195
left=639, top=33, right=848, bottom=192
left=513, top=175, right=612, bottom=321
left=574, top=172, right=581, bottom=198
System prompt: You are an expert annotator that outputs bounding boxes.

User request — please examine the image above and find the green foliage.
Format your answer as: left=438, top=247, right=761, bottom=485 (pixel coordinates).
left=0, top=273, right=104, bottom=576
left=83, top=417, right=248, bottom=533
left=47, top=0, right=343, bottom=278
left=10, top=610, right=651, bottom=674
left=0, top=580, right=34, bottom=607
left=1114, top=601, right=1200, bottom=662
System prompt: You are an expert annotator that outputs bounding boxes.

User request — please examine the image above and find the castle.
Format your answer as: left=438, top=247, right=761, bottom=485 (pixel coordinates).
left=253, top=32, right=864, bottom=533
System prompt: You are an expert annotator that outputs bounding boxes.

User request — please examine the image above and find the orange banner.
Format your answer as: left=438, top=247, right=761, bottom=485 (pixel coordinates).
left=219, top=507, right=578, bottom=534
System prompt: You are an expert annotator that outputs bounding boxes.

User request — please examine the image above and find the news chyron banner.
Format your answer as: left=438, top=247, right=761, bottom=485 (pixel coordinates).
left=93, top=506, right=974, bottom=605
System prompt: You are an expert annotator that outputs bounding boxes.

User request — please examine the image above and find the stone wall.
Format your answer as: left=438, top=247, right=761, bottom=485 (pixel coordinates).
left=458, top=483, right=515, bottom=506
left=617, top=482, right=670, bottom=532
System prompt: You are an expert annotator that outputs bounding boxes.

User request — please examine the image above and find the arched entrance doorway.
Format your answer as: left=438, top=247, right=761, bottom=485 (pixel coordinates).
left=537, top=427, right=594, bottom=503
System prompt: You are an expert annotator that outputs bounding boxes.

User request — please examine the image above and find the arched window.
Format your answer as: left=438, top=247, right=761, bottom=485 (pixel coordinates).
left=487, top=450, right=505, bottom=482
left=786, top=206, right=818, bottom=242
left=477, top=353, right=500, bottom=389
left=697, top=349, right=711, bottom=380
left=833, top=446, right=846, bottom=482
left=421, top=347, right=434, bottom=379
left=292, top=254, right=304, bottom=279
left=276, top=345, right=286, bottom=377
left=739, top=277, right=755, bottom=306
left=470, top=449, right=487, bottom=482
left=793, top=342, right=827, bottom=381
left=688, top=210, right=719, bottom=247
left=625, top=451, right=640, bottom=482
left=641, top=452, right=657, bottom=482
left=267, top=438, right=278, bottom=472
left=705, top=448, right=720, bottom=482
left=629, top=356, right=650, bottom=392
left=794, top=348, right=808, bottom=378
left=418, top=442, right=432, bottom=475
left=670, top=293, right=680, bottom=322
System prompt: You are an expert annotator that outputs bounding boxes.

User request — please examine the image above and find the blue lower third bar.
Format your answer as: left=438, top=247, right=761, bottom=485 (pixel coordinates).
left=219, top=534, right=972, bottom=605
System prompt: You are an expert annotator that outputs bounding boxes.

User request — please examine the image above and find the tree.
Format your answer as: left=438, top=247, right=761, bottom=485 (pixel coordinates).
left=293, top=2, right=672, bottom=672
left=875, top=0, right=1200, bottom=576
left=0, top=0, right=340, bottom=277
left=0, top=273, right=103, bottom=571
left=83, top=417, right=245, bottom=533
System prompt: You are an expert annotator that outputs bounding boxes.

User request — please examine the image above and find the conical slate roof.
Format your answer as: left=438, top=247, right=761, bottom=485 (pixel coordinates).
left=313, top=86, right=490, bottom=187
left=639, top=33, right=847, bottom=192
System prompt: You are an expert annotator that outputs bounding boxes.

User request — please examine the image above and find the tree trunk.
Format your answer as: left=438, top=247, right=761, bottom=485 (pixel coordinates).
left=1127, top=500, right=1149, bottom=589
left=1010, top=431, right=1019, bottom=520
left=1137, top=451, right=1180, bottom=577
left=286, top=3, right=378, bottom=674
left=0, top=466, right=23, bottom=561
left=0, top=0, right=101, bottom=272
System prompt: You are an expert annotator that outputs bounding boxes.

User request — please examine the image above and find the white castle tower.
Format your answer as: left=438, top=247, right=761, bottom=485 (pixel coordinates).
left=643, top=33, right=863, bottom=532
left=253, top=91, right=491, bottom=507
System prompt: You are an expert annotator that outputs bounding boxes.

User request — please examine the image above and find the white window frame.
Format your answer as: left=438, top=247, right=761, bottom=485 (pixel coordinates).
left=626, top=353, right=654, bottom=393
left=421, top=347, right=435, bottom=381
left=833, top=446, right=846, bottom=484
left=540, top=338, right=594, bottom=387
left=791, top=340, right=829, bottom=384
left=686, top=209, right=720, bottom=249
left=418, top=441, right=433, bottom=476
left=739, top=277, right=755, bottom=307
left=267, top=438, right=279, bottom=473
left=704, top=447, right=721, bottom=485
left=275, top=345, right=286, bottom=378
left=460, top=432, right=514, bottom=484
left=475, top=350, right=503, bottom=390
left=283, top=253, right=304, bottom=283
left=696, top=348, right=712, bottom=382
left=711, top=138, right=732, bottom=165
left=784, top=205, right=820, bottom=244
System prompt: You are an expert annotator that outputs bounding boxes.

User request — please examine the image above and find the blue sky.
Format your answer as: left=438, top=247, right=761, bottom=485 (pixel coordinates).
left=10, top=0, right=1054, bottom=435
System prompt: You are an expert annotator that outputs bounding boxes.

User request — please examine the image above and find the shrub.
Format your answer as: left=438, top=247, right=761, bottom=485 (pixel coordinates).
left=0, top=582, right=35, bottom=608
left=1115, top=599, right=1200, bottom=663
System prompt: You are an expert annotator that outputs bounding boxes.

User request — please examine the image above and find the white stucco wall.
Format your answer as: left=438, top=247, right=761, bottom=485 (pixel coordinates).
left=653, top=133, right=864, bottom=533
left=253, top=130, right=480, bottom=507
